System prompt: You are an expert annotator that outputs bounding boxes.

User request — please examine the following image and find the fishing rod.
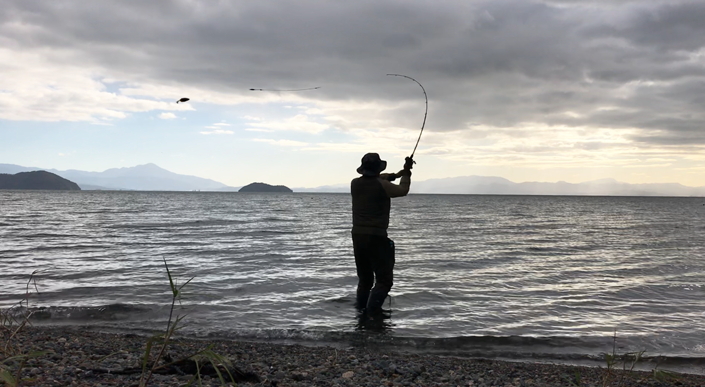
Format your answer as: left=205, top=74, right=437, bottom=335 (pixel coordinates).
left=386, top=74, right=428, bottom=159
left=249, top=87, right=321, bottom=92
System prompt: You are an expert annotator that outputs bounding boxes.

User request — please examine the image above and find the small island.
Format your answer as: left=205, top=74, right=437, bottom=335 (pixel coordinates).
left=0, top=171, right=81, bottom=190
left=238, top=182, right=292, bottom=193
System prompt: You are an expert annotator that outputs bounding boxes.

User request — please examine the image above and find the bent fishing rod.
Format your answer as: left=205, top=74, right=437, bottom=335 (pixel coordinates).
left=386, top=73, right=427, bottom=160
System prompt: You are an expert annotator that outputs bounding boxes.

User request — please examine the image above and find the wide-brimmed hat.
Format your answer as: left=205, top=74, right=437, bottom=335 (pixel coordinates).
left=356, top=153, right=387, bottom=176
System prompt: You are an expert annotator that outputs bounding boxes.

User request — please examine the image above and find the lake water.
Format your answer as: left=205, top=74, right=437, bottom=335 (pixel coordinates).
left=1, top=191, right=704, bottom=370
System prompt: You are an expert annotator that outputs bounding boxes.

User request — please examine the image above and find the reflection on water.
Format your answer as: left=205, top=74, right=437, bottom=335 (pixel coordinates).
left=0, top=191, right=704, bottom=361
left=355, top=308, right=394, bottom=334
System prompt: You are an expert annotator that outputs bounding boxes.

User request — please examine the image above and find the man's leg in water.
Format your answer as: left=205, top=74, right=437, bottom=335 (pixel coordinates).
left=367, top=237, right=395, bottom=313
left=352, top=233, right=374, bottom=310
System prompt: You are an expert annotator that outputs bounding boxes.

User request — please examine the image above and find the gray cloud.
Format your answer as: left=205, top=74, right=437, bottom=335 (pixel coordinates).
left=602, top=2, right=705, bottom=53
left=3, top=0, right=705, bottom=146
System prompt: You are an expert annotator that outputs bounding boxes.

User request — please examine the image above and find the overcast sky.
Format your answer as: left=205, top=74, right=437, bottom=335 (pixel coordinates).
left=2, top=0, right=705, bottom=187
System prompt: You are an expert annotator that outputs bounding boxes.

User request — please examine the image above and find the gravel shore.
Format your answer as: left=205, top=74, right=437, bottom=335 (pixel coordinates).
left=3, top=326, right=705, bottom=387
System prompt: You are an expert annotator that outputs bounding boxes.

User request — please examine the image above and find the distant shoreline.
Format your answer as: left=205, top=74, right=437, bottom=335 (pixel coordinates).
left=3, top=189, right=705, bottom=198
left=4, top=163, right=704, bottom=196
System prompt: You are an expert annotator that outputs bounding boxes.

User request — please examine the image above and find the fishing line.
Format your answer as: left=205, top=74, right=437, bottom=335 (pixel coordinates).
left=249, top=87, right=321, bottom=92
left=386, top=74, right=428, bottom=158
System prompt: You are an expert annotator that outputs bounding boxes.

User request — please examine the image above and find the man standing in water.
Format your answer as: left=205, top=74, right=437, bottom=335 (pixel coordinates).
left=351, top=153, right=413, bottom=316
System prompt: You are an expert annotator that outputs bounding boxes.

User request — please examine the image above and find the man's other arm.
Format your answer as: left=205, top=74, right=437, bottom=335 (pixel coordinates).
left=379, top=171, right=410, bottom=198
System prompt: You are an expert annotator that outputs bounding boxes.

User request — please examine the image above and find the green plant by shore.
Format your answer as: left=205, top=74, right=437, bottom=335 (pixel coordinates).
left=1, top=262, right=245, bottom=387
left=138, top=258, right=238, bottom=387
left=565, top=329, right=686, bottom=387
left=0, top=270, right=44, bottom=387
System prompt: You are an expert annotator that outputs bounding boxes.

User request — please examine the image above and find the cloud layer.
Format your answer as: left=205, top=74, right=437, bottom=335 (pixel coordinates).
left=2, top=0, right=705, bottom=182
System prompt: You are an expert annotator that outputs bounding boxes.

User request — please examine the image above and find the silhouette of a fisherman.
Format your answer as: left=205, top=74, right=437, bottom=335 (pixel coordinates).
left=351, top=153, right=413, bottom=316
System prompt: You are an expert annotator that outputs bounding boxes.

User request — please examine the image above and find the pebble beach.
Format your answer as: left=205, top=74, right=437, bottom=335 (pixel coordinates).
left=4, top=326, right=705, bottom=387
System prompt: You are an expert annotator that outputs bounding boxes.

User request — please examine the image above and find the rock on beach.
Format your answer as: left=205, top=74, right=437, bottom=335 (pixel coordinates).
left=4, top=326, right=705, bottom=387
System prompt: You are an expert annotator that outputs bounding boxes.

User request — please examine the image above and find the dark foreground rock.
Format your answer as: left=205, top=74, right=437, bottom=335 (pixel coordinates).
left=0, top=171, right=81, bottom=190
left=239, top=182, right=292, bottom=193
left=4, top=326, right=705, bottom=387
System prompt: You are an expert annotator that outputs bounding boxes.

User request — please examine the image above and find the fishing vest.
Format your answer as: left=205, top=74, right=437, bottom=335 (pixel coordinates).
left=351, top=176, right=391, bottom=236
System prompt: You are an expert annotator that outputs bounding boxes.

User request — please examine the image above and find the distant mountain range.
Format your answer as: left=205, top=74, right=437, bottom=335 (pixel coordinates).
left=293, top=183, right=349, bottom=193
left=296, top=176, right=705, bottom=196
left=408, top=176, right=705, bottom=197
left=0, top=163, right=238, bottom=191
left=2, top=163, right=704, bottom=196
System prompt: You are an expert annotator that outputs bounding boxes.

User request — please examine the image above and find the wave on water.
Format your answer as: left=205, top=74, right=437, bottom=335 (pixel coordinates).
left=108, top=219, right=250, bottom=229
left=25, top=304, right=152, bottom=321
